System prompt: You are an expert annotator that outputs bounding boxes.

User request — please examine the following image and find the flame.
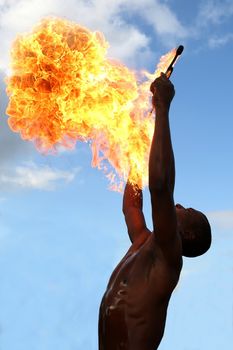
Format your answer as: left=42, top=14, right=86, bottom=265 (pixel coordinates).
left=6, top=17, right=177, bottom=191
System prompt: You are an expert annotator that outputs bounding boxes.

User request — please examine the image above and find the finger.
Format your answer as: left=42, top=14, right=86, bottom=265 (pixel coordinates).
left=160, top=72, right=169, bottom=81
left=150, top=73, right=170, bottom=93
left=150, top=76, right=162, bottom=91
left=150, top=82, right=155, bottom=94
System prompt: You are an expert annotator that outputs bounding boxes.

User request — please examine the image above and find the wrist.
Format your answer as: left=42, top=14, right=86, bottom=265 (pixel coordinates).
left=155, top=102, right=170, bottom=114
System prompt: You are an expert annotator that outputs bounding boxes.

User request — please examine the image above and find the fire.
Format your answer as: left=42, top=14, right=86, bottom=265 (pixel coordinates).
left=6, top=17, right=177, bottom=191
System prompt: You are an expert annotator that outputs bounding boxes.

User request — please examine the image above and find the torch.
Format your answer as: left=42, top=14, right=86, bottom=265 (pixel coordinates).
left=150, top=45, right=184, bottom=115
left=165, top=45, right=184, bottom=78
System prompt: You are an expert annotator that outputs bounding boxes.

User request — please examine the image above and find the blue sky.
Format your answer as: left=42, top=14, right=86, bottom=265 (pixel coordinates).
left=0, top=0, right=232, bottom=349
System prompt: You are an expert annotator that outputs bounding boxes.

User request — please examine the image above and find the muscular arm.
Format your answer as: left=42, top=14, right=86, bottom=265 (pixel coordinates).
left=149, top=77, right=175, bottom=194
left=123, top=180, right=149, bottom=243
left=149, top=74, right=181, bottom=258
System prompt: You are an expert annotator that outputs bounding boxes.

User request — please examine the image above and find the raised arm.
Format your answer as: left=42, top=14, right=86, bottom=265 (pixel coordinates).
left=149, top=73, right=181, bottom=259
left=123, top=179, right=150, bottom=243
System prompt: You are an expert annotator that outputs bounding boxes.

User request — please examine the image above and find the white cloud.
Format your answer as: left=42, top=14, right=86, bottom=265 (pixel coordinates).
left=198, top=0, right=233, bottom=25
left=122, top=0, right=187, bottom=38
left=208, top=33, right=233, bottom=48
left=107, top=26, right=150, bottom=63
left=0, top=162, right=79, bottom=190
left=207, top=210, right=233, bottom=231
left=191, top=0, right=233, bottom=50
left=0, top=0, right=187, bottom=70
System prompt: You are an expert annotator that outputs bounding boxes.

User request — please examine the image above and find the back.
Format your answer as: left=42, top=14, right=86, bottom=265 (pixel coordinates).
left=98, top=233, right=182, bottom=350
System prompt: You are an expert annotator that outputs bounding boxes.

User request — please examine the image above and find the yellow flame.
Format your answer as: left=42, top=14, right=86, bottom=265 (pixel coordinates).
left=6, top=17, right=177, bottom=191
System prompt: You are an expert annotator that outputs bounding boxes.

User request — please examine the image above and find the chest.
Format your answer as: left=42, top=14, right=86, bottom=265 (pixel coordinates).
left=106, top=242, right=179, bottom=306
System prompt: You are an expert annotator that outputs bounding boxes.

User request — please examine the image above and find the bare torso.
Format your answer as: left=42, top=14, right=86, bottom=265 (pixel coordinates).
left=99, top=232, right=182, bottom=350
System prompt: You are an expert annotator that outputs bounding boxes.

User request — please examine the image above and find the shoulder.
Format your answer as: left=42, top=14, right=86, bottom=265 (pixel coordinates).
left=129, top=228, right=151, bottom=251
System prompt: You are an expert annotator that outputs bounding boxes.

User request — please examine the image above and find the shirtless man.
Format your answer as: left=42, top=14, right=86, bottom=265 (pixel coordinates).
left=98, top=73, right=211, bottom=350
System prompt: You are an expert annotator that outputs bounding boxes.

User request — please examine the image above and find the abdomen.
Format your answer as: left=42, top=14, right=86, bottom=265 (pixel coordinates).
left=98, top=290, right=128, bottom=350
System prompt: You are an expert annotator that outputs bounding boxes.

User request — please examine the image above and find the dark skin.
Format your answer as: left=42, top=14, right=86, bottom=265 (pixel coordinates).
left=98, top=74, right=189, bottom=350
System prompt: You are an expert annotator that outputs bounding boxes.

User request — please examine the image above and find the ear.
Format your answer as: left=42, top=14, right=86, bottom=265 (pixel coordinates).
left=183, top=230, right=196, bottom=240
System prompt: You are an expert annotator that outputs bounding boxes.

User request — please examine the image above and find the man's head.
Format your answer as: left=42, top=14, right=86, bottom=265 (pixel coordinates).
left=175, top=204, right=211, bottom=258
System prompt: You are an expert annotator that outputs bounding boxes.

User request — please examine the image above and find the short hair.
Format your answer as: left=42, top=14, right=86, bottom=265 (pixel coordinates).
left=182, top=213, right=212, bottom=258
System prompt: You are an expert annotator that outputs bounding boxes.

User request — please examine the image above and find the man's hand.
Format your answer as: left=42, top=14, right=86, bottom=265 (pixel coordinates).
left=150, top=73, right=175, bottom=110
left=123, top=179, right=149, bottom=244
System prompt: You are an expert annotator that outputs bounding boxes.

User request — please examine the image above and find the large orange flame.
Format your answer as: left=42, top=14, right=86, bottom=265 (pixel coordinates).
left=6, top=17, right=177, bottom=191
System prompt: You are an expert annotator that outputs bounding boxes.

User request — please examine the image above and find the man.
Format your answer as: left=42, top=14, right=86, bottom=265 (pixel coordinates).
left=98, top=73, right=211, bottom=350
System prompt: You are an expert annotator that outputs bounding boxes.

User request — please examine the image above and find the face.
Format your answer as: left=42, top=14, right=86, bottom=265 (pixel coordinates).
left=175, top=204, right=211, bottom=257
left=175, top=204, right=201, bottom=231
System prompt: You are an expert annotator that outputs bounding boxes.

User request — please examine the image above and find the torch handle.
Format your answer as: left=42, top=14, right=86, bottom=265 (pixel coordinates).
left=166, top=66, right=173, bottom=79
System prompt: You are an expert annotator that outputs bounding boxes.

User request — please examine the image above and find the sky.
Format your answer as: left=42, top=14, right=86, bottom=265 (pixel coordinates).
left=0, top=0, right=232, bottom=349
